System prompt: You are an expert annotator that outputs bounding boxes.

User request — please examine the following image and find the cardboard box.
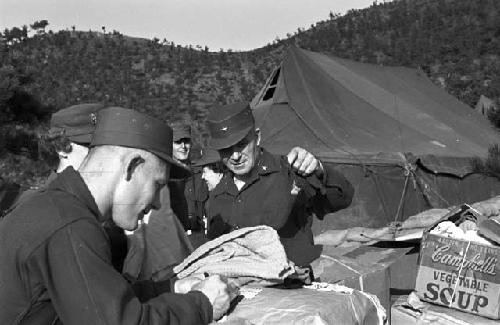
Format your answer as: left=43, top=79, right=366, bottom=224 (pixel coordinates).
left=415, top=205, right=500, bottom=319
left=311, top=244, right=411, bottom=316
left=392, top=295, right=498, bottom=325
left=389, top=243, right=420, bottom=294
left=216, top=285, right=383, bottom=324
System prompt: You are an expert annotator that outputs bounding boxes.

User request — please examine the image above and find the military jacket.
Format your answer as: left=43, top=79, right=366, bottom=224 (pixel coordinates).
left=0, top=167, right=212, bottom=325
left=207, top=148, right=354, bottom=266
left=169, top=169, right=207, bottom=231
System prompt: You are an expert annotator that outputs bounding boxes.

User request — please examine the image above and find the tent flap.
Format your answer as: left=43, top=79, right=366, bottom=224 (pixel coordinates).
left=414, top=154, right=475, bottom=178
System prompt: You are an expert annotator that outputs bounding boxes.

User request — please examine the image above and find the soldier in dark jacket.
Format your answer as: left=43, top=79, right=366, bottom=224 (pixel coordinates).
left=0, top=107, right=233, bottom=324
left=205, top=102, right=355, bottom=268
left=168, top=123, right=206, bottom=232
left=10, top=103, right=131, bottom=272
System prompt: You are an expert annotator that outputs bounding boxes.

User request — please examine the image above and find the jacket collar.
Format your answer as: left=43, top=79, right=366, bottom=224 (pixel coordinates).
left=211, top=147, right=281, bottom=196
left=47, top=167, right=105, bottom=223
left=256, top=148, right=281, bottom=175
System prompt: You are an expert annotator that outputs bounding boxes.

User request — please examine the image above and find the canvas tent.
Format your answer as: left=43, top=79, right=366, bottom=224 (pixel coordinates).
left=251, top=46, right=500, bottom=230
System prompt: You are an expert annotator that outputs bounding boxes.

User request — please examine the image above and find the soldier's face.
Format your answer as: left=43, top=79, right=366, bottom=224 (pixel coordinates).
left=112, top=154, right=169, bottom=231
left=220, top=129, right=260, bottom=176
left=202, top=165, right=223, bottom=191
left=173, top=138, right=191, bottom=161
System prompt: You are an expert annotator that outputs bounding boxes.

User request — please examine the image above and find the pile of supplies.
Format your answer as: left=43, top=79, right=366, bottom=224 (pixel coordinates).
left=414, top=205, right=500, bottom=319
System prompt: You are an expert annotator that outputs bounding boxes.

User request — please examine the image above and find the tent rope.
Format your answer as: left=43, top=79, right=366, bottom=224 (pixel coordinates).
left=371, top=171, right=391, bottom=220
left=393, top=162, right=414, bottom=222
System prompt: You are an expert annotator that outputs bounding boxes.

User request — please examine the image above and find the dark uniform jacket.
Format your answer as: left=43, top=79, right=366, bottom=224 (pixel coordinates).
left=207, top=148, right=354, bottom=266
left=1, top=172, right=57, bottom=217
left=0, top=167, right=212, bottom=325
left=123, top=184, right=194, bottom=282
left=169, top=170, right=207, bottom=231
left=10, top=171, right=129, bottom=274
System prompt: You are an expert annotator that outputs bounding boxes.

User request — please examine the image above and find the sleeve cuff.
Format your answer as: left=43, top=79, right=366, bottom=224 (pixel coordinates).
left=187, top=290, right=213, bottom=323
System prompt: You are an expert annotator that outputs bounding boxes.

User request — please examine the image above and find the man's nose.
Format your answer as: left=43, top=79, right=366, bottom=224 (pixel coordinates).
left=230, top=151, right=241, bottom=160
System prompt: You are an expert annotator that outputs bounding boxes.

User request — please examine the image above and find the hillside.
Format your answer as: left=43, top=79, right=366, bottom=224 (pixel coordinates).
left=1, top=0, right=499, bottom=187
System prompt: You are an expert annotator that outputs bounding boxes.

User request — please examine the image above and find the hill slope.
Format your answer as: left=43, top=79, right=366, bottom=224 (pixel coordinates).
left=1, top=0, right=499, bottom=186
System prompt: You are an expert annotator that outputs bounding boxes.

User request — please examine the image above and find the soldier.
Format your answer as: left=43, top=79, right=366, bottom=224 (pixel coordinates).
left=122, top=123, right=204, bottom=282
left=168, top=123, right=205, bottom=231
left=0, top=107, right=233, bottom=324
left=44, top=103, right=104, bottom=174
left=205, top=101, right=355, bottom=270
left=13, top=103, right=105, bottom=198
left=193, top=148, right=224, bottom=192
left=189, top=147, right=224, bottom=239
left=10, top=103, right=131, bottom=272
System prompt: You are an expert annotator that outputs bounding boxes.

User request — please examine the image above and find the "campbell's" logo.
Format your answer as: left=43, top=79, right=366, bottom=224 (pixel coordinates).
left=431, top=245, right=497, bottom=276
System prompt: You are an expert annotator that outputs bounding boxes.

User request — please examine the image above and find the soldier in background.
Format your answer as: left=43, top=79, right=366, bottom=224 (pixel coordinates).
left=169, top=123, right=205, bottom=232
left=193, top=148, right=224, bottom=193
left=14, top=103, right=105, bottom=198
left=7, top=103, right=132, bottom=272
left=187, top=147, right=224, bottom=244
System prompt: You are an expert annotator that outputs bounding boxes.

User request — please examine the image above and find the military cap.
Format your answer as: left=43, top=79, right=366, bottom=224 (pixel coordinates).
left=192, top=148, right=220, bottom=167
left=206, top=101, right=255, bottom=150
left=91, top=107, right=190, bottom=178
left=170, top=122, right=191, bottom=141
left=49, top=103, right=104, bottom=144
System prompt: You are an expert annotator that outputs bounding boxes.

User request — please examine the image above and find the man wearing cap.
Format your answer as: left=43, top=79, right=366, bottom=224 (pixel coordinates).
left=0, top=107, right=233, bottom=324
left=122, top=122, right=210, bottom=282
left=191, top=148, right=224, bottom=237
left=122, top=122, right=197, bottom=281
left=8, top=103, right=129, bottom=272
left=205, top=102, right=354, bottom=269
left=12, top=103, right=104, bottom=197
left=193, top=148, right=224, bottom=193
left=45, top=103, right=103, bottom=172
left=168, top=122, right=205, bottom=231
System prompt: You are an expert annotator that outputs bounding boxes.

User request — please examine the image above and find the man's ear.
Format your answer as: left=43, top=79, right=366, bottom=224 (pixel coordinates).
left=125, top=155, right=145, bottom=181
left=255, top=128, right=261, bottom=146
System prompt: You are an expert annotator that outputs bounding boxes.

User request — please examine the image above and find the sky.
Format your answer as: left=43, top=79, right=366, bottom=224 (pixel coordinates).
left=0, top=0, right=381, bottom=51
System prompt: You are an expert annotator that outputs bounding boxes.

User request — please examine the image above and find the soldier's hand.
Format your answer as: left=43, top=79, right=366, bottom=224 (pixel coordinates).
left=287, top=147, right=323, bottom=176
left=192, top=275, right=234, bottom=320
left=174, top=274, right=206, bottom=294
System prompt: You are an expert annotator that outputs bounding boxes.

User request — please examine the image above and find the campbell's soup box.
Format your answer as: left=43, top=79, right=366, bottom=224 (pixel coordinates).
left=415, top=205, right=500, bottom=319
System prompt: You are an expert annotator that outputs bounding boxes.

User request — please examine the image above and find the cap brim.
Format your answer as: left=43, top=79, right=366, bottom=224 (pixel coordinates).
left=173, top=133, right=191, bottom=142
left=48, top=127, right=92, bottom=145
left=208, top=125, right=252, bottom=150
left=152, top=150, right=192, bottom=179
left=68, top=134, right=92, bottom=145
left=192, top=157, right=218, bottom=168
